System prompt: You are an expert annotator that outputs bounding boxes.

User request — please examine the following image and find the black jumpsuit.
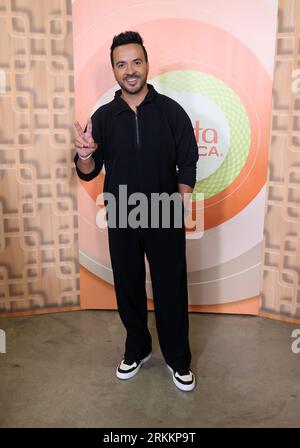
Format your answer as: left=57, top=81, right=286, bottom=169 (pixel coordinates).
left=74, top=83, right=199, bottom=371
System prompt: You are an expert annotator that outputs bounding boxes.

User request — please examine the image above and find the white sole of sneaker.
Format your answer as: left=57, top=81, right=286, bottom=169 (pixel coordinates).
left=166, top=364, right=196, bottom=391
left=116, top=352, right=152, bottom=380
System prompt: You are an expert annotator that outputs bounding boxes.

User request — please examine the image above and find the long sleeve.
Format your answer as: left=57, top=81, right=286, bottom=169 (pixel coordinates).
left=73, top=113, right=104, bottom=182
left=174, top=106, right=199, bottom=189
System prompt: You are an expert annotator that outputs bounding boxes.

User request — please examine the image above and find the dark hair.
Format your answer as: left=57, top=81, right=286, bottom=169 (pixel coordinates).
left=110, top=31, right=148, bottom=67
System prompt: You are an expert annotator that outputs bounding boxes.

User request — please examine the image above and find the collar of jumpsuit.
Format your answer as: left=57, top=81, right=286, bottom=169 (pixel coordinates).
left=112, top=83, right=158, bottom=115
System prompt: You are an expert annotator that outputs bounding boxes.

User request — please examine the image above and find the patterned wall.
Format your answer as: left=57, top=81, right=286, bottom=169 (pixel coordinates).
left=0, top=0, right=299, bottom=323
left=261, top=0, right=300, bottom=323
left=0, top=0, right=80, bottom=315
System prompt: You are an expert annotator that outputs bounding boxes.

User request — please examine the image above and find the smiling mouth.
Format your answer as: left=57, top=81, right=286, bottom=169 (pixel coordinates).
left=125, top=77, right=139, bottom=85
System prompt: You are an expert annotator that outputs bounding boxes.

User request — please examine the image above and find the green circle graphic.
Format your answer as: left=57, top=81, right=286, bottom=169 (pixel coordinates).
left=153, top=71, right=251, bottom=200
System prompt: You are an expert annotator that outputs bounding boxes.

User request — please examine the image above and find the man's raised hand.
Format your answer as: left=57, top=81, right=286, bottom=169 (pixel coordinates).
left=74, top=118, right=98, bottom=159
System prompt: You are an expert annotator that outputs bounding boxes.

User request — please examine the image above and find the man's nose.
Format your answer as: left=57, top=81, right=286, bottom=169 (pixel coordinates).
left=126, top=63, right=138, bottom=74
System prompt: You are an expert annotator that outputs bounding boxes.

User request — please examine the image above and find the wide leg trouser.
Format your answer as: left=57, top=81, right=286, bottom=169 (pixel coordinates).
left=108, top=225, right=192, bottom=371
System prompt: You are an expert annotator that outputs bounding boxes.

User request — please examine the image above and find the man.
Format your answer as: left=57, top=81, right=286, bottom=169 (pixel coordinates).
left=74, top=31, right=198, bottom=392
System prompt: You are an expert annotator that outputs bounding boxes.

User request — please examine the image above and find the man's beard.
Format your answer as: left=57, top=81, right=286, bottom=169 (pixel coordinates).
left=119, top=75, right=147, bottom=95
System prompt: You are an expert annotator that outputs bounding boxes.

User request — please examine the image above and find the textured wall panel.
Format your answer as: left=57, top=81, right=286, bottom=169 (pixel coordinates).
left=261, top=0, right=300, bottom=321
left=0, top=0, right=79, bottom=314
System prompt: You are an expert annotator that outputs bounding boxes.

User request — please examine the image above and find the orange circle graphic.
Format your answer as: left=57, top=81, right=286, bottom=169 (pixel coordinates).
left=75, top=18, right=272, bottom=230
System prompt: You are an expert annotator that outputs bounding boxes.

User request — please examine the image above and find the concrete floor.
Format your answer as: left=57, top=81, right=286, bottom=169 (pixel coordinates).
left=0, top=310, right=300, bottom=428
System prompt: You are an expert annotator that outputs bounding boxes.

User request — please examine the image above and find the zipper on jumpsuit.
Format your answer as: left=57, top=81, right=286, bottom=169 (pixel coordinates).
left=134, top=109, right=143, bottom=219
left=135, top=110, right=140, bottom=149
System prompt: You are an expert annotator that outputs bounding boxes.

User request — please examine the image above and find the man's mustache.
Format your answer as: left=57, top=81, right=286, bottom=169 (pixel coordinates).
left=124, top=75, right=140, bottom=80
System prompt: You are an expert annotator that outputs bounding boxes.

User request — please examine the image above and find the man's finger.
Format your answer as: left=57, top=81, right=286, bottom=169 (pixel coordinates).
left=74, top=120, right=84, bottom=137
left=75, top=139, right=89, bottom=148
left=86, top=117, right=92, bottom=138
left=75, top=136, right=89, bottom=145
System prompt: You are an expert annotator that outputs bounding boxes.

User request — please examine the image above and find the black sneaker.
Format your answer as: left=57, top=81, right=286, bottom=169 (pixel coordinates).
left=166, top=364, right=196, bottom=391
left=116, top=352, right=152, bottom=380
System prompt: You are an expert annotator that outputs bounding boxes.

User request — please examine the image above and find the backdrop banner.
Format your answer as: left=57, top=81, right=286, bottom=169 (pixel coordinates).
left=72, top=0, right=278, bottom=314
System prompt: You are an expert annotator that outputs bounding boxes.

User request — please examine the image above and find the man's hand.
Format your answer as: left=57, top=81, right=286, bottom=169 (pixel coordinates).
left=74, top=117, right=98, bottom=159
left=178, top=183, right=193, bottom=216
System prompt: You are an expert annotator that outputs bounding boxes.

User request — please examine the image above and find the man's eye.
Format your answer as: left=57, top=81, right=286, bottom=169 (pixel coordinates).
left=135, top=61, right=141, bottom=65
